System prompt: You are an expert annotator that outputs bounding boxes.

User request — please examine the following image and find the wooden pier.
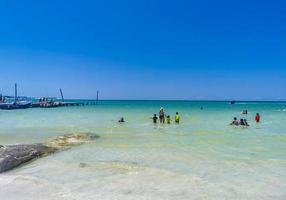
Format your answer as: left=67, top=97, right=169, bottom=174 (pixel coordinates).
left=61, top=102, right=85, bottom=107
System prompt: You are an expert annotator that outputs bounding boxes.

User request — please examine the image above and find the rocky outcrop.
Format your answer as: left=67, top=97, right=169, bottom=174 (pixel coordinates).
left=0, top=144, right=56, bottom=173
left=0, top=133, right=98, bottom=173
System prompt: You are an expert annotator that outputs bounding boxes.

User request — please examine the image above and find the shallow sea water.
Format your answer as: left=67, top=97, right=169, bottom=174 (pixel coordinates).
left=0, top=100, right=285, bottom=200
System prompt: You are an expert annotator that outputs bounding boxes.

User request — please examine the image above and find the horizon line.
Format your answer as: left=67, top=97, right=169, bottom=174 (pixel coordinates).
left=65, top=99, right=286, bottom=102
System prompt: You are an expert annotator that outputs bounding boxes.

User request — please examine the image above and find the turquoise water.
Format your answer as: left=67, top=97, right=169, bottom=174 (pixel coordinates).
left=0, top=101, right=286, bottom=199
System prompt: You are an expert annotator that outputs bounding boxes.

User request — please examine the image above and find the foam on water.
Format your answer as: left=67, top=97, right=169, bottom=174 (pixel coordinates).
left=0, top=100, right=286, bottom=199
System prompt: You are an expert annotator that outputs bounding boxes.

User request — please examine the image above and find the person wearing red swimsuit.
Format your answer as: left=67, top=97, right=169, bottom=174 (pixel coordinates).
left=255, top=113, right=261, bottom=123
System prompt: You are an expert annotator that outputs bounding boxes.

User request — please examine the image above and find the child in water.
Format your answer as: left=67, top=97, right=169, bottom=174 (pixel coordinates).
left=152, top=114, right=158, bottom=124
left=166, top=115, right=172, bottom=124
left=175, top=112, right=180, bottom=124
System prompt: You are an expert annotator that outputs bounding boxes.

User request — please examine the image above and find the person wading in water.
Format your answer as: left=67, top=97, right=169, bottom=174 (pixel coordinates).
left=159, top=107, right=165, bottom=124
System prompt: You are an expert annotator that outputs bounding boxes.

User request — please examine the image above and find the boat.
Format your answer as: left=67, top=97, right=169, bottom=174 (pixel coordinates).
left=0, top=84, right=32, bottom=110
left=0, top=101, right=32, bottom=110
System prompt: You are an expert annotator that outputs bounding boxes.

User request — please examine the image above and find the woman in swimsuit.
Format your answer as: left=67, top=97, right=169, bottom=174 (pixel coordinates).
left=159, top=107, right=165, bottom=124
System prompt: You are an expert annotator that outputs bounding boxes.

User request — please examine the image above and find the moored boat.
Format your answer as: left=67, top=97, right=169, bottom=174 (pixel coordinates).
left=0, top=84, right=32, bottom=110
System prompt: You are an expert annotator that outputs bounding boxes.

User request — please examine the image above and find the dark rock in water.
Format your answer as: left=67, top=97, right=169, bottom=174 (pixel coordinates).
left=0, top=133, right=99, bottom=173
left=0, top=144, right=57, bottom=173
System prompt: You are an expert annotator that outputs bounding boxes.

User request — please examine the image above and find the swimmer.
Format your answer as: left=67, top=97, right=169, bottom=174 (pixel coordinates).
left=242, top=110, right=248, bottom=115
left=118, top=117, right=125, bottom=123
left=239, top=118, right=245, bottom=126
left=255, top=113, right=260, bottom=123
left=230, top=117, right=239, bottom=126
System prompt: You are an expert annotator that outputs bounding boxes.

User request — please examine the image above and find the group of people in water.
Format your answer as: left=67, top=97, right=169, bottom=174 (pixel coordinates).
left=152, top=107, right=180, bottom=124
left=118, top=107, right=181, bottom=124
left=119, top=108, right=261, bottom=128
left=230, top=111, right=261, bottom=127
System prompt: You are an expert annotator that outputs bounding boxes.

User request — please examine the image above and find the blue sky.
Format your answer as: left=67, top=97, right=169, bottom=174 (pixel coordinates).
left=0, top=0, right=285, bottom=100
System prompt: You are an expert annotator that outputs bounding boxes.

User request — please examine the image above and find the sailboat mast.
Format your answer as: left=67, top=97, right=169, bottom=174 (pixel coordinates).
left=96, top=91, right=99, bottom=105
left=60, top=88, right=64, bottom=102
left=15, top=83, right=18, bottom=103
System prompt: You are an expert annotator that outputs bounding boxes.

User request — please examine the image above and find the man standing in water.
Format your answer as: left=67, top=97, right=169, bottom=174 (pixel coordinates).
left=175, top=112, right=180, bottom=124
left=159, top=107, right=165, bottom=124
